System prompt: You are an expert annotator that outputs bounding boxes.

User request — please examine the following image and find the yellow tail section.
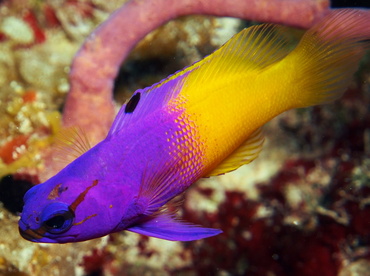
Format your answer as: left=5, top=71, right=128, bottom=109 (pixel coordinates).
left=281, top=9, right=370, bottom=109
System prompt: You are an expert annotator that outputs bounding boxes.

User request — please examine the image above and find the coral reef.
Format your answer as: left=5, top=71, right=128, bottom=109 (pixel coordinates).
left=0, top=0, right=126, bottom=179
left=1, top=0, right=370, bottom=275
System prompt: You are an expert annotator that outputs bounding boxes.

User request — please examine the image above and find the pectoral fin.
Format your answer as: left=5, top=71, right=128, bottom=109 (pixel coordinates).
left=53, top=126, right=92, bottom=169
left=127, top=212, right=221, bottom=241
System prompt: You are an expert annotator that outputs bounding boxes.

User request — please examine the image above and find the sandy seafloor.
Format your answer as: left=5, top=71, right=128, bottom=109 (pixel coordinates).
left=0, top=1, right=370, bottom=275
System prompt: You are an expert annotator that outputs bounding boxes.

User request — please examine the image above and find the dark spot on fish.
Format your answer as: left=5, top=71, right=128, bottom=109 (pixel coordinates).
left=59, top=186, right=68, bottom=193
left=0, top=174, right=34, bottom=214
left=125, top=92, right=141, bottom=113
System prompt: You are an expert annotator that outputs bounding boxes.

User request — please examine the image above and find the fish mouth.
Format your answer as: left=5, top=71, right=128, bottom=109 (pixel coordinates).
left=18, top=219, right=46, bottom=242
left=19, top=226, right=46, bottom=242
left=18, top=220, right=78, bottom=243
left=19, top=227, right=41, bottom=241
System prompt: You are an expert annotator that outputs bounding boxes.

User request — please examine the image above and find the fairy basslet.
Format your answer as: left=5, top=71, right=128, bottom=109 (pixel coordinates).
left=19, top=9, right=370, bottom=243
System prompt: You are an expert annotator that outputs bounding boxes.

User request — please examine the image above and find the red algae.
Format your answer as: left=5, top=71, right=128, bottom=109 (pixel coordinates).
left=22, top=10, right=46, bottom=44
left=0, top=135, right=30, bottom=164
left=179, top=177, right=370, bottom=275
left=21, top=90, right=37, bottom=103
left=81, top=248, right=114, bottom=276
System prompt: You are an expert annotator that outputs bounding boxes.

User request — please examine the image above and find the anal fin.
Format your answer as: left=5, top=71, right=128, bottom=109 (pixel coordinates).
left=206, top=127, right=264, bottom=177
left=127, top=212, right=221, bottom=241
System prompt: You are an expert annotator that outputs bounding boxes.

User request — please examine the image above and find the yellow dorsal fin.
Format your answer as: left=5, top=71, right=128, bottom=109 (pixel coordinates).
left=153, top=24, right=295, bottom=91
left=53, top=126, right=91, bottom=166
left=188, top=24, right=294, bottom=84
left=206, top=128, right=264, bottom=177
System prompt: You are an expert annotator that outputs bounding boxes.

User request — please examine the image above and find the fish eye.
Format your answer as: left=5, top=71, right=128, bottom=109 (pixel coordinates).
left=41, top=202, right=74, bottom=234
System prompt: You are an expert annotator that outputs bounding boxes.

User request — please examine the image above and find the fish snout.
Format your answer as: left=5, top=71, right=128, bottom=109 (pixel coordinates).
left=18, top=219, right=45, bottom=241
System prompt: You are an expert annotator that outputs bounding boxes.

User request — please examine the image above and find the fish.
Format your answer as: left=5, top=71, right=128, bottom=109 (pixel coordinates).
left=19, top=9, right=370, bottom=243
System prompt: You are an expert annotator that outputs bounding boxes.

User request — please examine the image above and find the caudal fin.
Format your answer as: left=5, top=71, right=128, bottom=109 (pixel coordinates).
left=289, top=9, right=370, bottom=108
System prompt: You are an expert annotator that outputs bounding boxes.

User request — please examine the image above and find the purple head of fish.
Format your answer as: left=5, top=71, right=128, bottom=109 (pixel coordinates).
left=18, top=134, right=160, bottom=243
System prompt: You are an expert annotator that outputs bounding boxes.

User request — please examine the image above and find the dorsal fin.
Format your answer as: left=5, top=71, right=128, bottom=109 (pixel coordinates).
left=164, top=24, right=294, bottom=89
left=181, top=24, right=295, bottom=90
left=107, top=70, right=191, bottom=137
left=53, top=126, right=91, bottom=166
left=206, top=127, right=265, bottom=177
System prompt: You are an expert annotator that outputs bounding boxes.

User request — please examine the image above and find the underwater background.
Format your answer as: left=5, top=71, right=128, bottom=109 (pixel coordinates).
left=0, top=0, right=370, bottom=275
